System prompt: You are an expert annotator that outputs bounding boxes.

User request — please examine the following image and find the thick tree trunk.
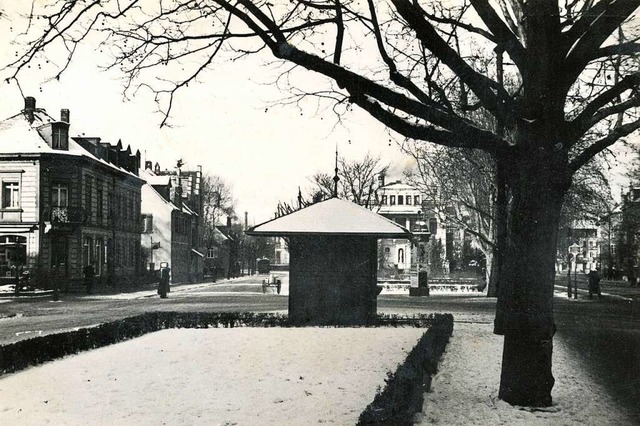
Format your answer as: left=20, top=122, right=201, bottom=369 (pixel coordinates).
left=487, top=249, right=498, bottom=296
left=488, top=159, right=507, bottom=298
left=494, top=151, right=570, bottom=407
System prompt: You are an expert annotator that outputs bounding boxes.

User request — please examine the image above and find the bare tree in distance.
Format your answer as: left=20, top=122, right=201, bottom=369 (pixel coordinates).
left=406, top=143, right=614, bottom=298
left=202, top=174, right=236, bottom=245
left=275, top=153, right=387, bottom=216
left=6, top=0, right=640, bottom=407
left=405, top=144, right=498, bottom=293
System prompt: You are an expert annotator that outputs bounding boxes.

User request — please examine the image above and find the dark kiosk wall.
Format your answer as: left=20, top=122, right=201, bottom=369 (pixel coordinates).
left=288, top=235, right=378, bottom=326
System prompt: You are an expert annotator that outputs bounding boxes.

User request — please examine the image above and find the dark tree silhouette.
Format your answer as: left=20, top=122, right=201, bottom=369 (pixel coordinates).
left=5, top=0, right=640, bottom=407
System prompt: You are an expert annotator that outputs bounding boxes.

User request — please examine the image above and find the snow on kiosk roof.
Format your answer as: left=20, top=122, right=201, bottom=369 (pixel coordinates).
left=246, top=198, right=411, bottom=238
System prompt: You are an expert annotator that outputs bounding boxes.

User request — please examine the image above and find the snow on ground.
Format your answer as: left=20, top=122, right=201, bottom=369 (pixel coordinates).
left=420, top=322, right=636, bottom=426
left=0, top=327, right=425, bottom=425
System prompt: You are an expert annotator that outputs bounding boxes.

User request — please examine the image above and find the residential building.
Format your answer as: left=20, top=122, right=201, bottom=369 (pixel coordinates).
left=273, top=237, right=289, bottom=266
left=570, top=221, right=601, bottom=273
left=0, top=97, right=144, bottom=288
left=140, top=161, right=204, bottom=283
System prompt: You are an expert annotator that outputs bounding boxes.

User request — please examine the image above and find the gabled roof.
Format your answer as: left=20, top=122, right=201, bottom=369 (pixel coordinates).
left=246, top=198, right=412, bottom=238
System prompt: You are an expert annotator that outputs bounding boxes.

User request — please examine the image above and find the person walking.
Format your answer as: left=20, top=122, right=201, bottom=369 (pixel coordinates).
left=83, top=263, right=95, bottom=295
left=588, top=268, right=602, bottom=299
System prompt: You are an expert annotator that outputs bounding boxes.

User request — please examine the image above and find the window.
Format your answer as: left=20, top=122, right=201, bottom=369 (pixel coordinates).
left=2, top=182, right=19, bottom=209
left=51, top=125, right=68, bottom=150
left=398, top=195, right=404, bottom=205
left=406, top=196, right=412, bottom=205
left=398, top=248, right=405, bottom=263
left=83, top=236, right=93, bottom=266
left=84, top=177, right=93, bottom=223
left=414, top=195, right=420, bottom=205
left=142, top=214, right=153, bottom=233
left=381, top=195, right=387, bottom=205
left=390, top=195, right=396, bottom=205
left=207, top=247, right=218, bottom=258
left=52, top=183, right=68, bottom=207
left=97, top=188, right=103, bottom=223
left=429, top=218, right=438, bottom=235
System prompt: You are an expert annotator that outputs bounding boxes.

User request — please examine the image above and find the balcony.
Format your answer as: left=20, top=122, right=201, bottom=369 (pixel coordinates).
left=44, top=206, right=87, bottom=230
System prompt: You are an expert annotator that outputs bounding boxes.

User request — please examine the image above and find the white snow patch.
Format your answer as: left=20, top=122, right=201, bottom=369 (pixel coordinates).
left=0, top=327, right=425, bottom=425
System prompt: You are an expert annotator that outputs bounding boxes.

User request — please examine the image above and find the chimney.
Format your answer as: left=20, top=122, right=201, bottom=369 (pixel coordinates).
left=60, top=109, right=70, bottom=123
left=24, top=96, right=36, bottom=123
left=244, top=211, right=248, bottom=231
left=145, top=161, right=152, bottom=170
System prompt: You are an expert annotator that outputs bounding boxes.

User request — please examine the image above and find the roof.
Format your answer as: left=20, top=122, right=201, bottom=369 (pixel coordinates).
left=141, top=183, right=182, bottom=213
left=246, top=198, right=412, bottom=238
left=379, top=181, right=419, bottom=191
left=0, top=110, right=142, bottom=182
left=141, top=169, right=172, bottom=186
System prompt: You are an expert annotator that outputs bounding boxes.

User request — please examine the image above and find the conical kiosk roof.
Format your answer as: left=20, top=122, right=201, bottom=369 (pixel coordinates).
left=246, top=198, right=411, bottom=238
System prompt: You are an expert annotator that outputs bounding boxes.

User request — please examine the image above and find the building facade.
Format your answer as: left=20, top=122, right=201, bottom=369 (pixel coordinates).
left=374, top=180, right=446, bottom=280
left=0, top=97, right=144, bottom=288
left=140, top=161, right=204, bottom=283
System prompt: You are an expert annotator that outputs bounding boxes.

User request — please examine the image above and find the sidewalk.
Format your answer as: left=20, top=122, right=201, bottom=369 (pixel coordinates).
left=419, top=321, right=637, bottom=425
left=0, top=276, right=257, bottom=301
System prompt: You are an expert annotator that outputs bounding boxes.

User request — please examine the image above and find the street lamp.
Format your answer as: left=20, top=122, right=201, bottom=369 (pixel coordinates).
left=413, top=209, right=431, bottom=291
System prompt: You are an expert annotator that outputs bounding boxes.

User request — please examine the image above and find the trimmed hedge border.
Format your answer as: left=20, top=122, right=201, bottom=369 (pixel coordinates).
left=358, top=313, right=454, bottom=425
left=0, top=312, right=450, bottom=377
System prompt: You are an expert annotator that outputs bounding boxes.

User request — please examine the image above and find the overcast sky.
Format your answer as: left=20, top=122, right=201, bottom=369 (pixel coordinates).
left=0, top=3, right=414, bottom=224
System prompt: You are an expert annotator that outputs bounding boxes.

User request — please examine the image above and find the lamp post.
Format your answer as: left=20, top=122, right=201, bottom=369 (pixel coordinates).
left=413, top=209, right=431, bottom=292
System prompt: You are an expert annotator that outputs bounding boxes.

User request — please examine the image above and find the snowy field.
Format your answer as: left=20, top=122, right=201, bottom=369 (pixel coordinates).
left=0, top=327, right=425, bottom=425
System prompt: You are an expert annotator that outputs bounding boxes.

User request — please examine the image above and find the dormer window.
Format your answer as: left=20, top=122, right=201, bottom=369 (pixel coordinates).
left=51, top=123, right=69, bottom=150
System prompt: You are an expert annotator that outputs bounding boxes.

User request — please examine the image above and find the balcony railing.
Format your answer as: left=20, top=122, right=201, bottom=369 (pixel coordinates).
left=44, top=206, right=87, bottom=225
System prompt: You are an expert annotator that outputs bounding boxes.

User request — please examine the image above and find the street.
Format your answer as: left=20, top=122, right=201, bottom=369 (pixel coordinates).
left=0, top=273, right=639, bottom=421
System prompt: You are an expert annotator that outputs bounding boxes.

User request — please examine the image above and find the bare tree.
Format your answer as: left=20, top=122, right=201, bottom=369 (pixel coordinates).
left=339, top=154, right=388, bottom=207
left=202, top=174, right=236, bottom=245
left=405, top=144, right=498, bottom=292
left=6, top=0, right=640, bottom=407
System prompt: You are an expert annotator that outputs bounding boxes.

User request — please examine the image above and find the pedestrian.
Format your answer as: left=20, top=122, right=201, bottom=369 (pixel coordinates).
left=158, top=263, right=170, bottom=298
left=588, top=268, right=601, bottom=299
left=83, top=263, right=95, bottom=294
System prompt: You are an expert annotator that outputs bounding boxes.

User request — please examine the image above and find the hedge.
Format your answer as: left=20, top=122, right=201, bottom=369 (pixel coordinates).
left=358, top=313, right=454, bottom=425
left=0, top=312, right=448, bottom=376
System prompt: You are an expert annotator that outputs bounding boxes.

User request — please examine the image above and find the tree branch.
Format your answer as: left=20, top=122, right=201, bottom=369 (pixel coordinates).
left=390, top=0, right=510, bottom=120
left=569, top=72, right=640, bottom=138
left=562, top=0, right=640, bottom=87
left=571, top=117, right=640, bottom=171
left=469, top=0, right=526, bottom=68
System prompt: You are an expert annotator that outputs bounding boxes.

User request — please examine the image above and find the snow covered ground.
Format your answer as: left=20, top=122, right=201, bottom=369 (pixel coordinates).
left=420, top=322, right=636, bottom=425
left=0, top=327, right=425, bottom=425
